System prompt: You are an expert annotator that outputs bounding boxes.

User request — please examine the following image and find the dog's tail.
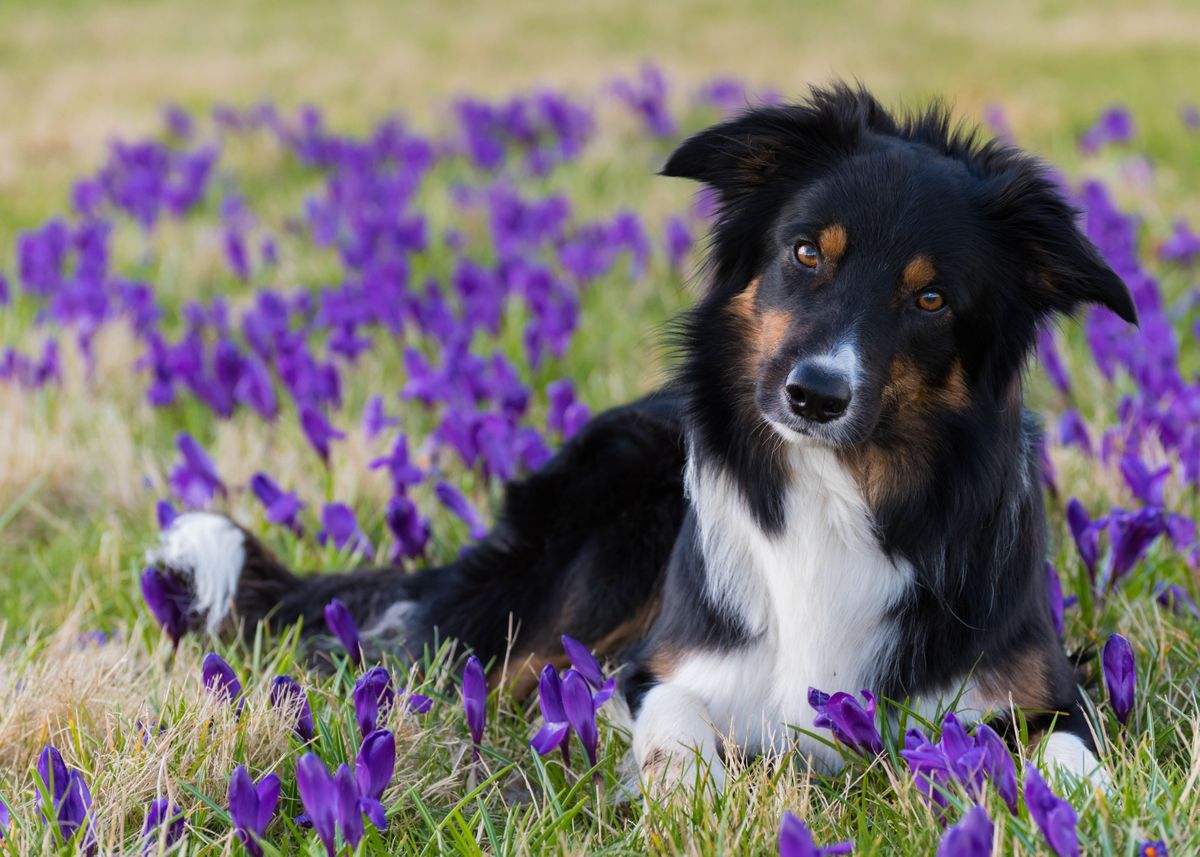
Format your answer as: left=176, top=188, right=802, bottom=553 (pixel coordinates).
left=146, top=392, right=687, bottom=687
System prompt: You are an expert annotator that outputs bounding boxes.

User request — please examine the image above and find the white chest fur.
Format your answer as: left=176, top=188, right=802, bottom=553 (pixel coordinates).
left=675, top=443, right=912, bottom=768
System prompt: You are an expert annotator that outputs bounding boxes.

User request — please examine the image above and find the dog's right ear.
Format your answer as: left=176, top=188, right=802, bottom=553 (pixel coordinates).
left=660, top=108, right=796, bottom=193
left=660, top=87, right=884, bottom=197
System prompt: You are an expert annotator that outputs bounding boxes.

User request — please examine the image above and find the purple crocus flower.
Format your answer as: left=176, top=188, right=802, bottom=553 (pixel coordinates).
left=168, top=432, right=225, bottom=508
left=1108, top=506, right=1166, bottom=587
left=546, top=379, right=589, bottom=440
left=1103, top=633, right=1136, bottom=724
left=777, top=811, right=853, bottom=857
left=1160, top=219, right=1200, bottom=267
left=1057, top=411, right=1092, bottom=457
left=1046, top=561, right=1065, bottom=637
left=354, top=666, right=396, bottom=736
left=561, top=635, right=616, bottom=704
left=0, top=794, right=9, bottom=839
left=362, top=395, right=400, bottom=440
left=228, top=766, right=280, bottom=857
left=664, top=215, right=693, bottom=271
left=561, top=668, right=600, bottom=772
left=561, top=635, right=603, bottom=688
left=610, top=63, right=675, bottom=137
left=141, top=567, right=190, bottom=647
left=530, top=664, right=572, bottom=761
left=270, top=675, right=315, bottom=741
left=937, top=805, right=993, bottom=857
left=1155, top=583, right=1199, bottom=618
left=1120, top=454, right=1170, bottom=507
left=324, top=597, right=362, bottom=664
left=355, top=728, right=396, bottom=807
left=370, top=434, right=424, bottom=494
left=299, top=401, right=345, bottom=465
left=296, top=754, right=339, bottom=857
left=1037, top=327, right=1071, bottom=394
left=1079, top=105, right=1135, bottom=153
left=202, top=652, right=244, bottom=713
left=903, top=728, right=954, bottom=813
left=141, top=797, right=184, bottom=854
left=36, top=746, right=93, bottom=849
left=1066, top=499, right=1100, bottom=581
left=1183, top=103, right=1200, bottom=130
left=435, top=481, right=487, bottom=540
left=317, top=503, right=372, bottom=554
left=462, top=655, right=487, bottom=763
left=249, top=472, right=305, bottom=533
left=973, top=723, right=1018, bottom=814
left=1024, top=767, right=1079, bottom=857
left=809, top=688, right=883, bottom=757
left=334, top=765, right=365, bottom=848
left=1138, top=840, right=1168, bottom=857
left=385, top=495, right=431, bottom=561
left=156, top=499, right=177, bottom=530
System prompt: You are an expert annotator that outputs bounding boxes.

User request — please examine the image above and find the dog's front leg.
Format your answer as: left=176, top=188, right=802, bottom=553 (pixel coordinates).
left=632, top=682, right=725, bottom=795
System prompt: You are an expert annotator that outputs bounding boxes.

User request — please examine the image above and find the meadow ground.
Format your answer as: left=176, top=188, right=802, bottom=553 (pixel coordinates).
left=1, top=1, right=1200, bottom=854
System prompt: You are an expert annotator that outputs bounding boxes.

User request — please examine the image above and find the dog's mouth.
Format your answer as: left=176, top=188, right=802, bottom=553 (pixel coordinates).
left=758, top=389, right=875, bottom=449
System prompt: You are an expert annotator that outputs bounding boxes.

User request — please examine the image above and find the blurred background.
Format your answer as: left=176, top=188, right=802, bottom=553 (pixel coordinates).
left=3, top=0, right=1200, bottom=226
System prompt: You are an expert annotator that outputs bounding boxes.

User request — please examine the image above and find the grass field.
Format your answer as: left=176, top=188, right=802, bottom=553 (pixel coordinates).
left=1, top=1, right=1199, bottom=854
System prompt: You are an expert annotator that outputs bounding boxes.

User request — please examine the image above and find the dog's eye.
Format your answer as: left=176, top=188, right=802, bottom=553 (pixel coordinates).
left=793, top=242, right=820, bottom=269
left=916, top=289, right=946, bottom=313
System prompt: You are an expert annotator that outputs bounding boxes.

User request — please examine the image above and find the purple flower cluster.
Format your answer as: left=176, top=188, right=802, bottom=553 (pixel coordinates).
left=3, top=79, right=719, bottom=577
left=34, top=746, right=94, bottom=852
left=1079, top=106, right=1135, bottom=153
left=529, top=636, right=616, bottom=775
left=901, top=713, right=1017, bottom=819
left=296, top=730, right=395, bottom=856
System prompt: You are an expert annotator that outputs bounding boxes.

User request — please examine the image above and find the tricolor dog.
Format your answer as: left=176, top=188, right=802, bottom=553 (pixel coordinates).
left=150, top=84, right=1135, bottom=790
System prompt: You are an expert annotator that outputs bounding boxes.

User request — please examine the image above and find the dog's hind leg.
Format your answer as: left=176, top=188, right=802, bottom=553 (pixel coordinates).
left=146, top=391, right=688, bottom=683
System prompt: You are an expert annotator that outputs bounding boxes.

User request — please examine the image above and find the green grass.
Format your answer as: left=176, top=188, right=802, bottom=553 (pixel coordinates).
left=2, top=1, right=1200, bottom=854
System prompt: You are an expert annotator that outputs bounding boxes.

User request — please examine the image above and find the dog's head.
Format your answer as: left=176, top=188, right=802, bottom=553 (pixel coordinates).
left=666, top=85, right=1135, bottom=454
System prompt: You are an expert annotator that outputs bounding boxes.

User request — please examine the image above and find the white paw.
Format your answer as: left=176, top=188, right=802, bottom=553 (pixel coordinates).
left=1040, top=732, right=1112, bottom=793
left=637, top=743, right=726, bottom=797
left=146, top=512, right=245, bottom=633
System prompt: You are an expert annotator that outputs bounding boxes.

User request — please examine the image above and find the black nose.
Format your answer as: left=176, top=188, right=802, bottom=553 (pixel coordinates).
left=786, top=362, right=852, bottom=423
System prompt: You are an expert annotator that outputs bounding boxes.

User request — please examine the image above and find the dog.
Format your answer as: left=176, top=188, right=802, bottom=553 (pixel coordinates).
left=148, top=84, right=1136, bottom=791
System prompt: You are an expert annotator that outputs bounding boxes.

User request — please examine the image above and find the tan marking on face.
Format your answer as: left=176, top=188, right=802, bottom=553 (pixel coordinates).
left=727, top=277, right=760, bottom=324
left=727, top=276, right=794, bottom=371
left=840, top=357, right=971, bottom=509
left=759, top=310, right=790, bottom=362
left=902, top=255, right=937, bottom=291
left=977, top=648, right=1054, bottom=711
left=942, top=359, right=970, bottom=412
left=818, top=224, right=848, bottom=264
left=883, top=356, right=971, bottom=416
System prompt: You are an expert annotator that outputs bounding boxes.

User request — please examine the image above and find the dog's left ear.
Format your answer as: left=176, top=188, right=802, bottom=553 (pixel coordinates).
left=982, top=166, right=1137, bottom=325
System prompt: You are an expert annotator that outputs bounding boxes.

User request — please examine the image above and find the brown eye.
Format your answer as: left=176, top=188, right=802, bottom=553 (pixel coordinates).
left=793, top=241, right=820, bottom=268
left=916, top=289, right=946, bottom=313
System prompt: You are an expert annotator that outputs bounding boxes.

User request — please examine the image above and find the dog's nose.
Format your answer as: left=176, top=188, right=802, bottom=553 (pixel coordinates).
left=785, top=362, right=852, bottom=423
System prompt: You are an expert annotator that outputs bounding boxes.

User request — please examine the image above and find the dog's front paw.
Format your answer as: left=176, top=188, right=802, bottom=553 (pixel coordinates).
left=145, top=512, right=247, bottom=634
left=638, top=743, right=726, bottom=800
left=1039, top=732, right=1113, bottom=794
